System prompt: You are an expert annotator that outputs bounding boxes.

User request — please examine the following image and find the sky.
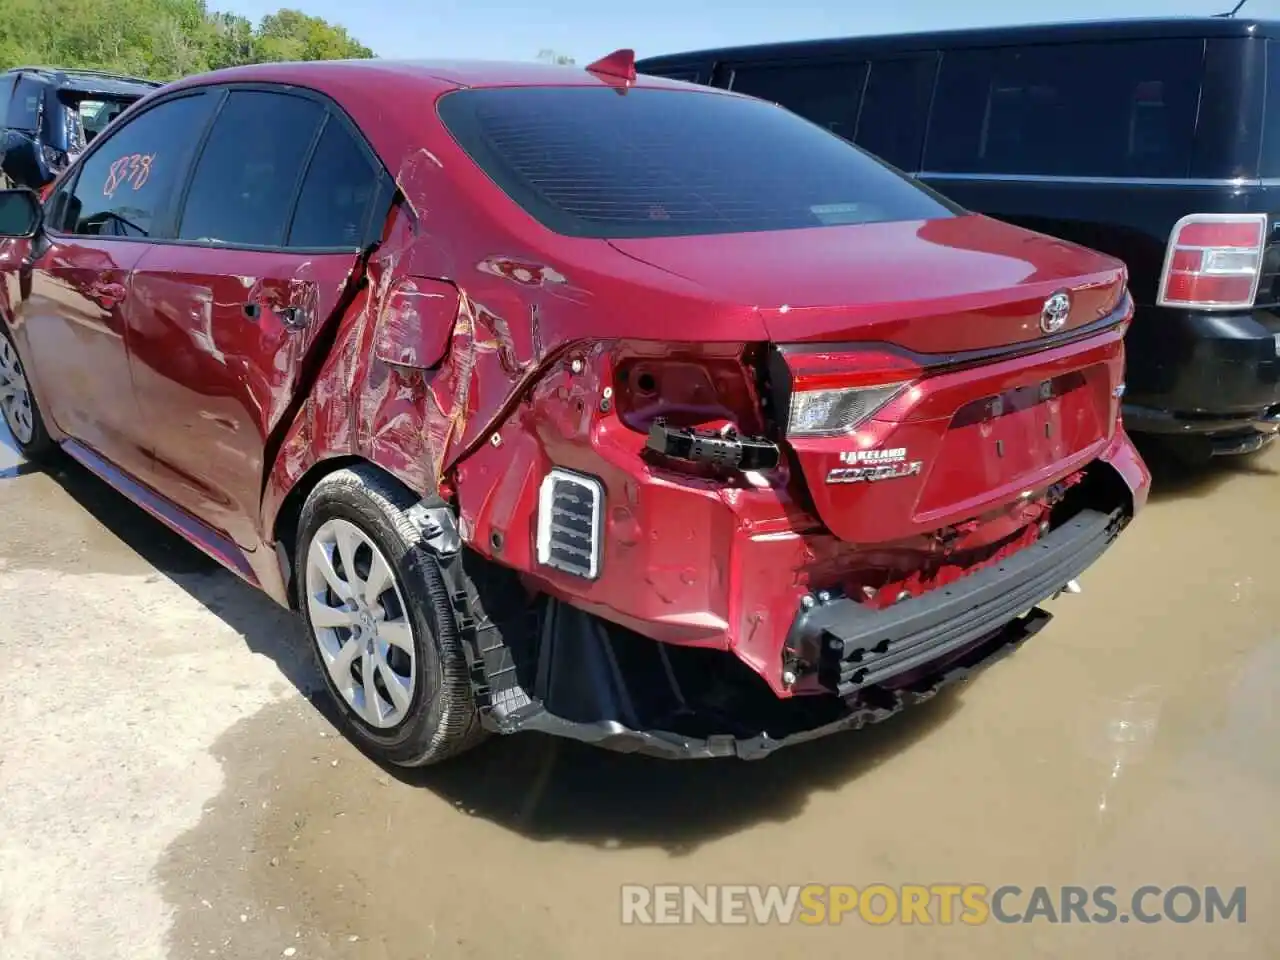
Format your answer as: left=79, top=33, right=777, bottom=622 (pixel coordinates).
left=218, top=0, right=1280, bottom=62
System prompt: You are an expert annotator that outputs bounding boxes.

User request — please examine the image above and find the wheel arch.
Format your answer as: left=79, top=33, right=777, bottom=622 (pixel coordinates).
left=271, top=454, right=424, bottom=608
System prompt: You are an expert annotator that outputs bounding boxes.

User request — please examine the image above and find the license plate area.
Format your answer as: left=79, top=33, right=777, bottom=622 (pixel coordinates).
left=914, top=371, right=1106, bottom=517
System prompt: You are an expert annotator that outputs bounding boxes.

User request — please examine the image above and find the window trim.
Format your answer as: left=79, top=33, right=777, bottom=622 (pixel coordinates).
left=47, top=79, right=390, bottom=256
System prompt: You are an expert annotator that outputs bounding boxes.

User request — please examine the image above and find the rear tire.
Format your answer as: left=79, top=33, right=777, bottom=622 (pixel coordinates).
left=296, top=465, right=486, bottom=767
left=0, top=324, right=57, bottom=461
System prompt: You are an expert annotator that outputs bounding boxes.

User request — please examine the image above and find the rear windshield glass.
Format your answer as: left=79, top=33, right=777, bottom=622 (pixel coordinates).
left=5, top=78, right=42, bottom=132
left=437, top=86, right=959, bottom=239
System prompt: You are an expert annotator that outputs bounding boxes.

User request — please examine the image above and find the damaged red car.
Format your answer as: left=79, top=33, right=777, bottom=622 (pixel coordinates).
left=0, top=51, right=1149, bottom=763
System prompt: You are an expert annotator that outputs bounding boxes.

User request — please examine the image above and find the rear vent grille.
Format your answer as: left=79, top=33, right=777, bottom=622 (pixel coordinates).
left=536, top=469, right=604, bottom=580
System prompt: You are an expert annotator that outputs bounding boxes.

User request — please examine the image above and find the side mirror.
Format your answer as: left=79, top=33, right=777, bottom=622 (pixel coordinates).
left=0, top=188, right=43, bottom=239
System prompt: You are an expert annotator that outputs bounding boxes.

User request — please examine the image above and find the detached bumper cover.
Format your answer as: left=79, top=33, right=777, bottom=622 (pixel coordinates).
left=472, top=507, right=1125, bottom=760
left=495, top=610, right=1050, bottom=760
left=787, top=507, right=1126, bottom=698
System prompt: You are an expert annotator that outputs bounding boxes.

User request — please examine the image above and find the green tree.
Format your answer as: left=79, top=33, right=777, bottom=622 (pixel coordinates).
left=258, top=9, right=373, bottom=62
left=0, top=0, right=374, bottom=79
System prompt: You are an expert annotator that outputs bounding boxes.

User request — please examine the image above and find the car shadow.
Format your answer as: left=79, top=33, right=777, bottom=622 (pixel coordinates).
left=0, top=426, right=972, bottom=847
left=1135, top=435, right=1280, bottom=503
left=384, top=691, right=962, bottom=853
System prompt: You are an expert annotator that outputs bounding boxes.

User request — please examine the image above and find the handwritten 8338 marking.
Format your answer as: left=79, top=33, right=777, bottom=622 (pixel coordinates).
left=103, top=154, right=155, bottom=198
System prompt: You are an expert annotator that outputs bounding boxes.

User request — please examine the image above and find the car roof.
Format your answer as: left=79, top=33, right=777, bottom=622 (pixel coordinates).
left=636, top=15, right=1280, bottom=64
left=147, top=57, right=717, bottom=172
left=163, top=57, right=699, bottom=97
left=4, top=66, right=160, bottom=96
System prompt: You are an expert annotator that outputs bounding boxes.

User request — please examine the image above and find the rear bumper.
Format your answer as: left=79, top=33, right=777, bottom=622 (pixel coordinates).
left=1122, top=304, right=1280, bottom=440
left=473, top=502, right=1132, bottom=760
left=787, top=508, right=1124, bottom=698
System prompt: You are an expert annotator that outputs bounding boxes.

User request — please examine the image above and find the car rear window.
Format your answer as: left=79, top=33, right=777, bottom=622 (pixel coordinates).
left=436, top=86, right=958, bottom=239
left=5, top=77, right=42, bottom=132
left=1260, top=40, right=1280, bottom=177
left=925, top=39, right=1202, bottom=179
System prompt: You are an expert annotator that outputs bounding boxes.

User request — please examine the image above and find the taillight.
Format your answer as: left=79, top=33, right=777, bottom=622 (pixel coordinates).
left=787, top=384, right=906, bottom=437
left=1157, top=213, right=1268, bottom=311
left=770, top=349, right=920, bottom=438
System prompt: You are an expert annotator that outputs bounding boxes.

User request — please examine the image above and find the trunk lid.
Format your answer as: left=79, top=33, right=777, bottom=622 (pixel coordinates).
left=608, top=214, right=1126, bottom=352
left=769, top=332, right=1126, bottom=543
left=612, top=214, right=1130, bottom=544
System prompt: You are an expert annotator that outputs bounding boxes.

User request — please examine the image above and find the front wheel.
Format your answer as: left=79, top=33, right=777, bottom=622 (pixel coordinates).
left=0, top=325, right=57, bottom=461
left=296, top=465, right=485, bottom=767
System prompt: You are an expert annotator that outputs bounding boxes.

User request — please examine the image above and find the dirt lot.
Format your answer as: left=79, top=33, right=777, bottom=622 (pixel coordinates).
left=1, top=424, right=1277, bottom=960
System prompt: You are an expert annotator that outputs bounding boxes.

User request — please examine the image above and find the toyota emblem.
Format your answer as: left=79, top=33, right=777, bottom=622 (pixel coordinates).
left=1040, top=291, right=1071, bottom=334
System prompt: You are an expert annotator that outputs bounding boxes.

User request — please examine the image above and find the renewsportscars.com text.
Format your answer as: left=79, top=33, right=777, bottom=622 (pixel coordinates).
left=620, top=884, right=1247, bottom=926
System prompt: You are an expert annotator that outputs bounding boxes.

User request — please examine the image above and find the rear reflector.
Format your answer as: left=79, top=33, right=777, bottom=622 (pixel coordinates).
left=1157, top=213, right=1267, bottom=311
left=536, top=469, right=603, bottom=579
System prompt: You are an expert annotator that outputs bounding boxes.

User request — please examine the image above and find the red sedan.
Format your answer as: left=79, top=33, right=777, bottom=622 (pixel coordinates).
left=0, top=51, right=1149, bottom=764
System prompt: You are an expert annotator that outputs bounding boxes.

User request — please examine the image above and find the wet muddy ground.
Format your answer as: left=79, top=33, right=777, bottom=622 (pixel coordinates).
left=1, top=425, right=1277, bottom=959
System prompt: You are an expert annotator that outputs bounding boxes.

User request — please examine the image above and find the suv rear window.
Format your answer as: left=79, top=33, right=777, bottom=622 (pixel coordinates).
left=437, top=86, right=958, bottom=239
left=1260, top=40, right=1280, bottom=177
left=925, top=39, right=1202, bottom=179
left=5, top=77, right=42, bottom=132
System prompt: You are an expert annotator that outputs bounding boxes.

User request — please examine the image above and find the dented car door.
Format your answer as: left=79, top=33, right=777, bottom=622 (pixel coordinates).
left=126, top=89, right=384, bottom=549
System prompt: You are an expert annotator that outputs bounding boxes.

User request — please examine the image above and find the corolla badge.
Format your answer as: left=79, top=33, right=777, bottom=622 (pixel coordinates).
left=1040, top=291, right=1072, bottom=334
left=826, top=447, right=924, bottom=484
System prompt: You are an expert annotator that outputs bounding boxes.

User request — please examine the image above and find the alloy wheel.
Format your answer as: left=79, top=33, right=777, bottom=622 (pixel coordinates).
left=304, top=517, right=417, bottom=729
left=0, top=336, right=34, bottom=445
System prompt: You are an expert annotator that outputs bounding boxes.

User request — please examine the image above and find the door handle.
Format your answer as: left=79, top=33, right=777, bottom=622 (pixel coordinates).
left=274, top=305, right=308, bottom=329
left=89, top=281, right=127, bottom=308
left=242, top=302, right=308, bottom=329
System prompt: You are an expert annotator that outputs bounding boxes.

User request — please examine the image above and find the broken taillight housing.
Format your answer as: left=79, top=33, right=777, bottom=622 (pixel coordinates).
left=1157, top=213, right=1268, bottom=311
left=611, top=346, right=768, bottom=435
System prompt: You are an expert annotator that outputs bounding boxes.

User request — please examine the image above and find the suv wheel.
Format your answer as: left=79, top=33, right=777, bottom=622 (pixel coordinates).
left=296, top=465, right=485, bottom=767
left=0, top=325, right=56, bottom=460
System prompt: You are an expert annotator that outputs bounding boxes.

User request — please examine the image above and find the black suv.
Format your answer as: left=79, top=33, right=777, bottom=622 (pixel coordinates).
left=0, top=67, right=160, bottom=190
left=639, top=17, right=1280, bottom=459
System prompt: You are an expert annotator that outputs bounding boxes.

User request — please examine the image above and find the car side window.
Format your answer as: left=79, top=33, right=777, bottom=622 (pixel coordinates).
left=62, top=92, right=216, bottom=239
left=854, top=56, right=937, bottom=171
left=0, top=75, right=14, bottom=126
left=925, top=40, right=1202, bottom=179
left=7, top=76, right=42, bottom=132
left=728, top=61, right=867, bottom=141
left=177, top=90, right=324, bottom=248
left=286, top=116, right=379, bottom=250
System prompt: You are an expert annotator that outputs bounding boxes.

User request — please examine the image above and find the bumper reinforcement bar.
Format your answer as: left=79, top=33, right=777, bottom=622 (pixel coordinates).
left=785, top=507, right=1125, bottom=698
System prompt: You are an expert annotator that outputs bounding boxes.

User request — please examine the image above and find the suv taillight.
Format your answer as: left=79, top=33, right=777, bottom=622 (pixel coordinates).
left=1157, top=213, right=1268, bottom=311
